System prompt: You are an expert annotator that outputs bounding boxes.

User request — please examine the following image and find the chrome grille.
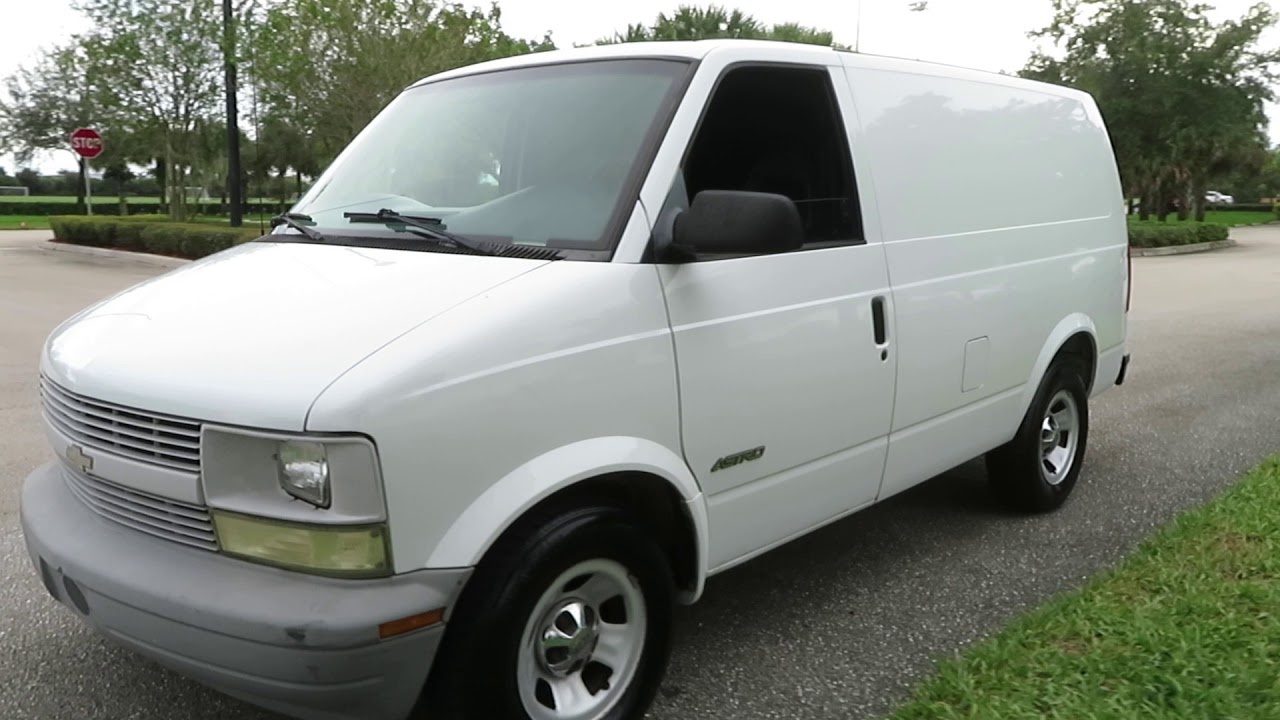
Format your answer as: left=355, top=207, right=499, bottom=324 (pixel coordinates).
left=62, top=466, right=217, bottom=550
left=40, top=377, right=202, bottom=473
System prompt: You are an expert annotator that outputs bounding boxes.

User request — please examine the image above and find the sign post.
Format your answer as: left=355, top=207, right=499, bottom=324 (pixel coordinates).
left=70, top=128, right=104, bottom=216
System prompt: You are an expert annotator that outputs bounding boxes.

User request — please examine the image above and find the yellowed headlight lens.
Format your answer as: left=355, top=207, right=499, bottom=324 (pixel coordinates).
left=212, top=511, right=391, bottom=578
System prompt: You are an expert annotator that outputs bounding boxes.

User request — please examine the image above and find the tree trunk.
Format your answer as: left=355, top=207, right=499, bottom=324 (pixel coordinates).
left=1154, top=175, right=1176, bottom=222
left=295, top=169, right=302, bottom=202
left=118, top=178, right=127, bottom=216
left=155, top=159, right=167, bottom=206
left=1176, top=193, right=1190, bottom=222
left=177, top=165, right=188, bottom=222
left=165, top=138, right=178, bottom=220
left=1192, top=176, right=1208, bottom=222
left=1139, top=188, right=1154, bottom=221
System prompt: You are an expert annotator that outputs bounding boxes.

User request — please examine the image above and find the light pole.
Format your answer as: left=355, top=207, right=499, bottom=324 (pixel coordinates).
left=855, top=0, right=862, bottom=52
left=223, top=0, right=243, bottom=227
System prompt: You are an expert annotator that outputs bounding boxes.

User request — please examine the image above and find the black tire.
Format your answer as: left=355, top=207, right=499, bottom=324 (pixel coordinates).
left=417, top=500, right=675, bottom=720
left=986, top=361, right=1090, bottom=512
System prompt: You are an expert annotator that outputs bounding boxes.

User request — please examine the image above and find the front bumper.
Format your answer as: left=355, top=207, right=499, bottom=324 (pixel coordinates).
left=21, top=462, right=471, bottom=720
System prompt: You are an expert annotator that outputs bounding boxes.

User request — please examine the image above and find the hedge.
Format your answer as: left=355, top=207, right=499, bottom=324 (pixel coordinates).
left=1128, top=221, right=1229, bottom=249
left=43, top=214, right=1236, bottom=256
left=1207, top=203, right=1279, bottom=213
left=0, top=201, right=288, bottom=217
left=49, top=216, right=264, bottom=259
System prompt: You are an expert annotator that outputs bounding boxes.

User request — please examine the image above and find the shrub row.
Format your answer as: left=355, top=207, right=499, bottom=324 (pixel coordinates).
left=1128, top=221, right=1229, bottom=248
left=49, top=216, right=264, bottom=259
left=43, top=214, right=1237, bottom=256
left=1209, top=203, right=1279, bottom=214
left=0, top=201, right=289, bottom=216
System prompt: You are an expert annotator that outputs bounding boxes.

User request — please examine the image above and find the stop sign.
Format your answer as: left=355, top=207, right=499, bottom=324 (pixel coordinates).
left=70, top=128, right=103, bottom=159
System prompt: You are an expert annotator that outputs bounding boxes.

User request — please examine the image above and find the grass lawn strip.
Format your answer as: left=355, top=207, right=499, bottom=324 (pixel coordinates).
left=0, top=215, right=51, bottom=230
left=889, top=457, right=1280, bottom=720
left=1128, top=211, right=1276, bottom=227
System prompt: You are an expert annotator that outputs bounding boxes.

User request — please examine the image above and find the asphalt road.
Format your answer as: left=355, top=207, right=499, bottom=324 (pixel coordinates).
left=3, top=227, right=1280, bottom=719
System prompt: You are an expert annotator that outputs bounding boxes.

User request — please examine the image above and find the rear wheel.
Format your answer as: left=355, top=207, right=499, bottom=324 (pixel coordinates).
left=419, top=502, right=674, bottom=720
left=987, top=361, right=1090, bottom=512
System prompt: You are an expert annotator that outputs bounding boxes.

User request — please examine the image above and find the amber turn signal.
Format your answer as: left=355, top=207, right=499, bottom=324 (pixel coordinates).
left=378, top=608, right=446, bottom=639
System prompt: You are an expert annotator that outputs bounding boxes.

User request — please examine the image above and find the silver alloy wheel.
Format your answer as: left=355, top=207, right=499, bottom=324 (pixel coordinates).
left=516, top=558, right=647, bottom=720
left=1039, top=389, right=1079, bottom=486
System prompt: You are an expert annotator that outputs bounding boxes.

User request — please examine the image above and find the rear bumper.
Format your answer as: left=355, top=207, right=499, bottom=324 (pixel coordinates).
left=21, top=461, right=471, bottom=720
left=1116, top=353, right=1131, bottom=386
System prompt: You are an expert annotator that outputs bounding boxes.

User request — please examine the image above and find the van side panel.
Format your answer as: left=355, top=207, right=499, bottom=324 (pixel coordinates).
left=839, top=56, right=1127, bottom=500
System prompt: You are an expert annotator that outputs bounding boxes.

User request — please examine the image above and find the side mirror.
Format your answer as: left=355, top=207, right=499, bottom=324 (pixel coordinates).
left=673, top=190, right=803, bottom=256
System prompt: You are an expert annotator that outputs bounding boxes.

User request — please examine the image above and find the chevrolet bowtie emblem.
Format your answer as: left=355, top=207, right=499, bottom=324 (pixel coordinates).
left=65, top=445, right=94, bottom=474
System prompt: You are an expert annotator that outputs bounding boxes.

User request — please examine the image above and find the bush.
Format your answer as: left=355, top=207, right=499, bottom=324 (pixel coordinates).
left=0, top=200, right=287, bottom=216
left=1208, top=203, right=1275, bottom=213
left=49, top=216, right=262, bottom=259
left=1127, top=221, right=1229, bottom=248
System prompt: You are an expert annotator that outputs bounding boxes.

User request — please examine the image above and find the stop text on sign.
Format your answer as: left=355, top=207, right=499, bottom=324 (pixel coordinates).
left=70, top=128, right=104, bottom=159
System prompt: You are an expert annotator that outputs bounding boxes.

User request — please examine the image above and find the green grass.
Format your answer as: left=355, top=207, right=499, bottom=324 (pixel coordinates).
left=1131, top=211, right=1276, bottom=227
left=0, top=215, right=51, bottom=229
left=889, top=456, right=1280, bottom=720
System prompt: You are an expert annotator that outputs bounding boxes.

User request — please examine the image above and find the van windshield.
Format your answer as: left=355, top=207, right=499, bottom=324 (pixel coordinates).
left=289, top=59, right=691, bottom=256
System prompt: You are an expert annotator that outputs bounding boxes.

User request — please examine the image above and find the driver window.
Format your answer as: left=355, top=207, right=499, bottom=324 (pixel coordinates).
left=668, top=64, right=863, bottom=251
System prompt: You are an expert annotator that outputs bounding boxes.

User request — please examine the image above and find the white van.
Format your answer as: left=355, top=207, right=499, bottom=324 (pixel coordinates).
left=21, top=39, right=1129, bottom=720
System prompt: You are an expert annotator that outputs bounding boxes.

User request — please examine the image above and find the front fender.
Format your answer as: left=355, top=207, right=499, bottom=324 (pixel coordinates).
left=426, top=436, right=710, bottom=603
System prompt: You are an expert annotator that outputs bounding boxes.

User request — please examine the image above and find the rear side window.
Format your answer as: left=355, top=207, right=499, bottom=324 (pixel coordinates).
left=667, top=64, right=863, bottom=254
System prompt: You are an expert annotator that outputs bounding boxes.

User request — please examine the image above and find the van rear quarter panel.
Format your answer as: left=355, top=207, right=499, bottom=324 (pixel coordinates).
left=840, top=56, right=1127, bottom=497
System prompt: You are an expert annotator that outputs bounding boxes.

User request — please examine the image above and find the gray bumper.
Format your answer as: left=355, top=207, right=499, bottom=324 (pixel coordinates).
left=20, top=462, right=472, bottom=720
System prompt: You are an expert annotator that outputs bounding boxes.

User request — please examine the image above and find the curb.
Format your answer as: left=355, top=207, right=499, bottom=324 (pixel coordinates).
left=40, top=240, right=190, bottom=268
left=1131, top=238, right=1237, bottom=257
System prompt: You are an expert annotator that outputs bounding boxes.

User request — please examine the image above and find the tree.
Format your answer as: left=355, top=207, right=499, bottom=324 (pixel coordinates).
left=1022, top=0, right=1279, bottom=220
left=77, top=0, right=224, bottom=220
left=599, top=4, right=846, bottom=48
left=0, top=42, right=103, bottom=210
left=246, top=0, right=555, bottom=178
left=15, top=168, right=43, bottom=195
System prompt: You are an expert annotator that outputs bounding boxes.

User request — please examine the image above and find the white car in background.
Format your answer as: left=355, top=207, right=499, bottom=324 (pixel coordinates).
left=1205, top=190, right=1234, bottom=205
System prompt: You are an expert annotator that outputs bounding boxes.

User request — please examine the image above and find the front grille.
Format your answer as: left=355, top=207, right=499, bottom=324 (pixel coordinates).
left=40, top=377, right=202, bottom=473
left=62, top=466, right=218, bottom=550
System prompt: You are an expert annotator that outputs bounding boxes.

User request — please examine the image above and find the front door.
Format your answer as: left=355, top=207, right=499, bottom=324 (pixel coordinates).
left=652, top=59, right=897, bottom=572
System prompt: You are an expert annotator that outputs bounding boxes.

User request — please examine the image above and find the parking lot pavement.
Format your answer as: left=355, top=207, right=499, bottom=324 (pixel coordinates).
left=3, top=226, right=1280, bottom=719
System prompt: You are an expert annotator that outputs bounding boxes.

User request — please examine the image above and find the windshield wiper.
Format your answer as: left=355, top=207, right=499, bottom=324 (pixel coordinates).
left=270, top=212, right=327, bottom=243
left=343, top=208, right=494, bottom=256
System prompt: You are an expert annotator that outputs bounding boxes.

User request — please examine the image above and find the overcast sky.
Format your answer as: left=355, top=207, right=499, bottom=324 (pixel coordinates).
left=1, top=0, right=1276, bottom=175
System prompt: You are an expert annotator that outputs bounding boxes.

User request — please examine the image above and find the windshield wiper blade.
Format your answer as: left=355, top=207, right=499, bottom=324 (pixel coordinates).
left=343, top=208, right=494, bottom=256
left=270, top=212, right=326, bottom=243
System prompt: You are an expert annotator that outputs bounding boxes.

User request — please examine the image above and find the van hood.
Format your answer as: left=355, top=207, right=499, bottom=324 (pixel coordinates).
left=42, top=240, right=550, bottom=430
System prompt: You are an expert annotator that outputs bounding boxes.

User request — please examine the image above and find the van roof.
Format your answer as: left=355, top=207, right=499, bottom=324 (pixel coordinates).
left=408, top=38, right=1084, bottom=101
left=408, top=39, right=781, bottom=86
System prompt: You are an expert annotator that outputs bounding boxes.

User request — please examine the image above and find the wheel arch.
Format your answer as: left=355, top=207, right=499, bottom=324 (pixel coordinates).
left=1020, top=314, right=1099, bottom=418
left=426, top=437, right=709, bottom=604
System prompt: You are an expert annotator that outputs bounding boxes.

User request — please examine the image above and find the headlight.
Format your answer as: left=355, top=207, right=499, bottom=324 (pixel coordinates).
left=212, top=510, right=391, bottom=578
left=277, top=440, right=330, bottom=508
left=201, top=426, right=391, bottom=577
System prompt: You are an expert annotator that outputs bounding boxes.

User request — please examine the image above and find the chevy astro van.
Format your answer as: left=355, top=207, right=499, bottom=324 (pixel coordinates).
left=21, top=40, right=1130, bottom=720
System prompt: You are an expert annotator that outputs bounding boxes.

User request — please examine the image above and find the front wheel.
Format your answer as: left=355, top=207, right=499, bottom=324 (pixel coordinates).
left=419, top=502, right=674, bottom=720
left=986, top=362, right=1090, bottom=512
